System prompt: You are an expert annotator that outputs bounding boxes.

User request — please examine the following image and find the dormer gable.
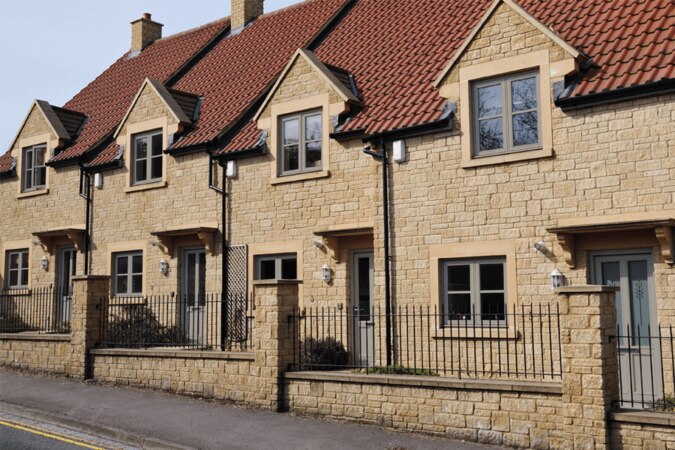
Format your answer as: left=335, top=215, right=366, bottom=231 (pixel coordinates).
left=254, top=48, right=361, bottom=123
left=114, top=78, right=195, bottom=139
left=433, top=0, right=587, bottom=89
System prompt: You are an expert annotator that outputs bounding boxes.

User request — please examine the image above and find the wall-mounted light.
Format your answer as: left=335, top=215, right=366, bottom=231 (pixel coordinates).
left=322, top=264, right=331, bottom=283
left=159, top=259, right=169, bottom=276
left=94, top=172, right=104, bottom=189
left=40, top=256, right=49, bottom=272
left=551, top=269, right=564, bottom=290
left=226, top=160, right=237, bottom=179
left=392, top=139, right=406, bottom=163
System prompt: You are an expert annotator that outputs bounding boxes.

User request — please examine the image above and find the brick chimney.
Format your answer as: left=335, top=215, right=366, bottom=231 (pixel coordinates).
left=130, top=13, right=163, bottom=53
left=231, top=0, right=264, bottom=30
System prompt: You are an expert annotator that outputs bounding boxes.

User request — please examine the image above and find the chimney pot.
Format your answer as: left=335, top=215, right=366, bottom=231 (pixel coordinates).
left=231, top=0, right=264, bottom=30
left=130, top=13, right=163, bottom=53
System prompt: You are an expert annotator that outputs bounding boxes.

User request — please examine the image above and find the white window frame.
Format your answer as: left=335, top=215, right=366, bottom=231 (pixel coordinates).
left=471, top=71, right=541, bottom=157
left=132, top=130, right=163, bottom=185
left=279, top=110, right=323, bottom=176
left=441, top=258, right=507, bottom=326
left=255, top=254, right=297, bottom=281
left=113, top=252, right=143, bottom=297
left=5, top=249, right=29, bottom=289
left=22, top=144, right=47, bottom=192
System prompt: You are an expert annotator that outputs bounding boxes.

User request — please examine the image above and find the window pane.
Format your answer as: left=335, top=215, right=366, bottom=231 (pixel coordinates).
left=35, top=167, right=46, bottom=187
left=136, top=137, right=147, bottom=159
left=305, top=114, right=322, bottom=141
left=20, top=252, right=28, bottom=269
left=116, top=276, right=127, bottom=295
left=447, top=265, right=470, bottom=291
left=447, top=294, right=471, bottom=319
left=34, top=148, right=45, bottom=166
left=151, top=157, right=162, bottom=180
left=477, top=84, right=502, bottom=117
left=479, top=263, right=504, bottom=290
left=281, top=258, right=297, bottom=280
left=25, top=171, right=32, bottom=189
left=116, top=256, right=128, bottom=275
left=282, top=119, right=299, bottom=145
left=135, top=160, right=147, bottom=182
left=305, top=141, right=322, bottom=168
left=481, top=293, right=505, bottom=321
left=512, top=112, right=539, bottom=146
left=151, top=134, right=163, bottom=156
left=628, top=260, right=649, bottom=344
left=131, top=275, right=143, bottom=294
left=259, top=259, right=276, bottom=280
left=24, top=150, right=33, bottom=170
left=132, top=255, right=142, bottom=274
left=20, top=269, right=29, bottom=287
left=478, top=118, right=503, bottom=151
left=511, top=77, right=537, bottom=112
left=9, top=253, right=19, bottom=270
left=9, top=271, right=18, bottom=287
left=283, top=145, right=299, bottom=172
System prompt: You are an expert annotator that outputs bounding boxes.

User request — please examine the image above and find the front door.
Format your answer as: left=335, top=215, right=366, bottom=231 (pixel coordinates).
left=56, top=247, right=76, bottom=331
left=351, top=251, right=375, bottom=367
left=592, top=251, right=662, bottom=407
left=182, top=249, right=206, bottom=345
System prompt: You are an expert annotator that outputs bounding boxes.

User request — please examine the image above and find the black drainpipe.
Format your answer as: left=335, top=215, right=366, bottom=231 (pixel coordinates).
left=380, top=138, right=393, bottom=367
left=221, top=165, right=229, bottom=351
left=79, top=168, right=92, bottom=275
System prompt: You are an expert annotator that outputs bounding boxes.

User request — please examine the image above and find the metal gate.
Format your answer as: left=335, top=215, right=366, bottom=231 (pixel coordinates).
left=226, top=244, right=248, bottom=342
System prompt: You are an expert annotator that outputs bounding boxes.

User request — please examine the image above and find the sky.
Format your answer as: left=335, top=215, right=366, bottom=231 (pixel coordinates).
left=0, top=0, right=297, bottom=151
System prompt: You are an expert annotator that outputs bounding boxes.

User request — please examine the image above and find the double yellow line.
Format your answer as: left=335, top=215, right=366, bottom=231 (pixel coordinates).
left=0, top=419, right=107, bottom=449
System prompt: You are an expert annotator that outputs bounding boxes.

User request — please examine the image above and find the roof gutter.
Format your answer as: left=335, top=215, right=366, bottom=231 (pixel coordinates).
left=361, top=113, right=454, bottom=143
left=555, top=78, right=675, bottom=111
left=213, top=144, right=265, bottom=161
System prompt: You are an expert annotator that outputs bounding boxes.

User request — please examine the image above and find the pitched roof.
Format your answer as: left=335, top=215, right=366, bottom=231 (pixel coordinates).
left=0, top=153, right=15, bottom=177
left=49, top=16, right=230, bottom=164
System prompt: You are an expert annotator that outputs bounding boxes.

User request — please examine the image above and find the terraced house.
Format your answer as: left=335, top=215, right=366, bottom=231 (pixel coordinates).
left=1, top=0, right=674, bottom=448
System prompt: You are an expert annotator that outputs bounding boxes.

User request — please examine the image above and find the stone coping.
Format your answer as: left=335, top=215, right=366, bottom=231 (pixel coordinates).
left=284, top=371, right=562, bottom=394
left=90, top=348, right=255, bottom=361
left=555, top=285, right=619, bottom=294
left=610, top=410, right=675, bottom=427
left=252, top=279, right=302, bottom=286
left=0, top=333, right=70, bottom=342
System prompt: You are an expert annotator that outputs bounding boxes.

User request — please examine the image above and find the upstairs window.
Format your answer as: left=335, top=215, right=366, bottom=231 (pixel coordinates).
left=132, top=130, right=163, bottom=185
left=280, top=110, right=322, bottom=176
left=6, top=249, right=29, bottom=289
left=472, top=72, right=540, bottom=157
left=255, top=254, right=297, bottom=281
left=113, top=252, right=143, bottom=296
left=442, top=258, right=506, bottom=325
left=23, top=145, right=46, bottom=191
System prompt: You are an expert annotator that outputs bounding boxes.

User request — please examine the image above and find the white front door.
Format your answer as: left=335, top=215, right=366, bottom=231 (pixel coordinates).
left=56, top=247, right=76, bottom=330
left=182, top=249, right=206, bottom=345
left=592, top=251, right=662, bottom=407
left=351, top=251, right=375, bottom=367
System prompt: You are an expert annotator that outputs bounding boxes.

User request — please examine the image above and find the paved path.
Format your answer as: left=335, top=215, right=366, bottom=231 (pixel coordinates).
left=0, top=368, right=496, bottom=450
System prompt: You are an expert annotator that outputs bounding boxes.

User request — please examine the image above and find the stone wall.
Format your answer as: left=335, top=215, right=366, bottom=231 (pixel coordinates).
left=285, top=372, right=563, bottom=448
left=90, top=349, right=257, bottom=403
left=610, top=413, right=675, bottom=450
left=0, top=334, right=72, bottom=375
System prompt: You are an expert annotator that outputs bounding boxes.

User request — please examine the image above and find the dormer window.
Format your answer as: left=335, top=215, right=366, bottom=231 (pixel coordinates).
left=132, top=130, right=163, bottom=185
left=280, top=110, right=322, bottom=176
left=22, top=144, right=46, bottom=192
left=472, top=71, right=540, bottom=157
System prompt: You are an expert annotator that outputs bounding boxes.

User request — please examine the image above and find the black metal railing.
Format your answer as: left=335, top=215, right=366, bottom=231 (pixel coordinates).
left=613, top=325, right=675, bottom=411
left=0, top=285, right=72, bottom=333
left=290, top=304, right=562, bottom=380
left=100, top=292, right=252, bottom=351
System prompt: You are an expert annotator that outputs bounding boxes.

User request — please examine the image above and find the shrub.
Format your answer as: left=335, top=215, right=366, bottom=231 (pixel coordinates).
left=300, top=337, right=348, bottom=370
left=106, top=305, right=185, bottom=348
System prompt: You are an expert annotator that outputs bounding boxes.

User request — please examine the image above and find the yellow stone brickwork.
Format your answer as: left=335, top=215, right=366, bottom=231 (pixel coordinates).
left=0, top=337, right=72, bottom=375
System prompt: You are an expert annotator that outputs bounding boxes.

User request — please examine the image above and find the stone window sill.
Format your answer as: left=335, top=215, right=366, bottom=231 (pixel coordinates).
left=17, top=188, right=49, bottom=199
left=461, top=147, right=553, bottom=169
left=124, top=180, right=168, bottom=193
left=271, top=170, right=330, bottom=185
left=433, top=328, right=521, bottom=340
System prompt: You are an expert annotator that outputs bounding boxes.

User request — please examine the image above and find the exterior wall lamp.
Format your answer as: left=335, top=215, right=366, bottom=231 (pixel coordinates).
left=159, top=259, right=169, bottom=276
left=226, top=160, right=237, bottom=179
left=40, top=256, right=49, bottom=271
left=322, top=264, right=331, bottom=283
left=551, top=269, right=564, bottom=290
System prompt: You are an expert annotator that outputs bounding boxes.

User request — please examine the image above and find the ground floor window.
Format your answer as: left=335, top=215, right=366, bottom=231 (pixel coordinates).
left=113, top=252, right=143, bottom=296
left=5, top=249, right=29, bottom=289
left=442, top=257, right=506, bottom=324
left=255, top=254, right=297, bottom=281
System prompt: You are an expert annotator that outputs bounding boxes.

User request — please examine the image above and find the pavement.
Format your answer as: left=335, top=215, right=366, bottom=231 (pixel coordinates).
left=0, top=368, right=496, bottom=450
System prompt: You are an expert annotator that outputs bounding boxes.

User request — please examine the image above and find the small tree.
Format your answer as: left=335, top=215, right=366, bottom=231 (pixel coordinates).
left=300, top=337, right=348, bottom=370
